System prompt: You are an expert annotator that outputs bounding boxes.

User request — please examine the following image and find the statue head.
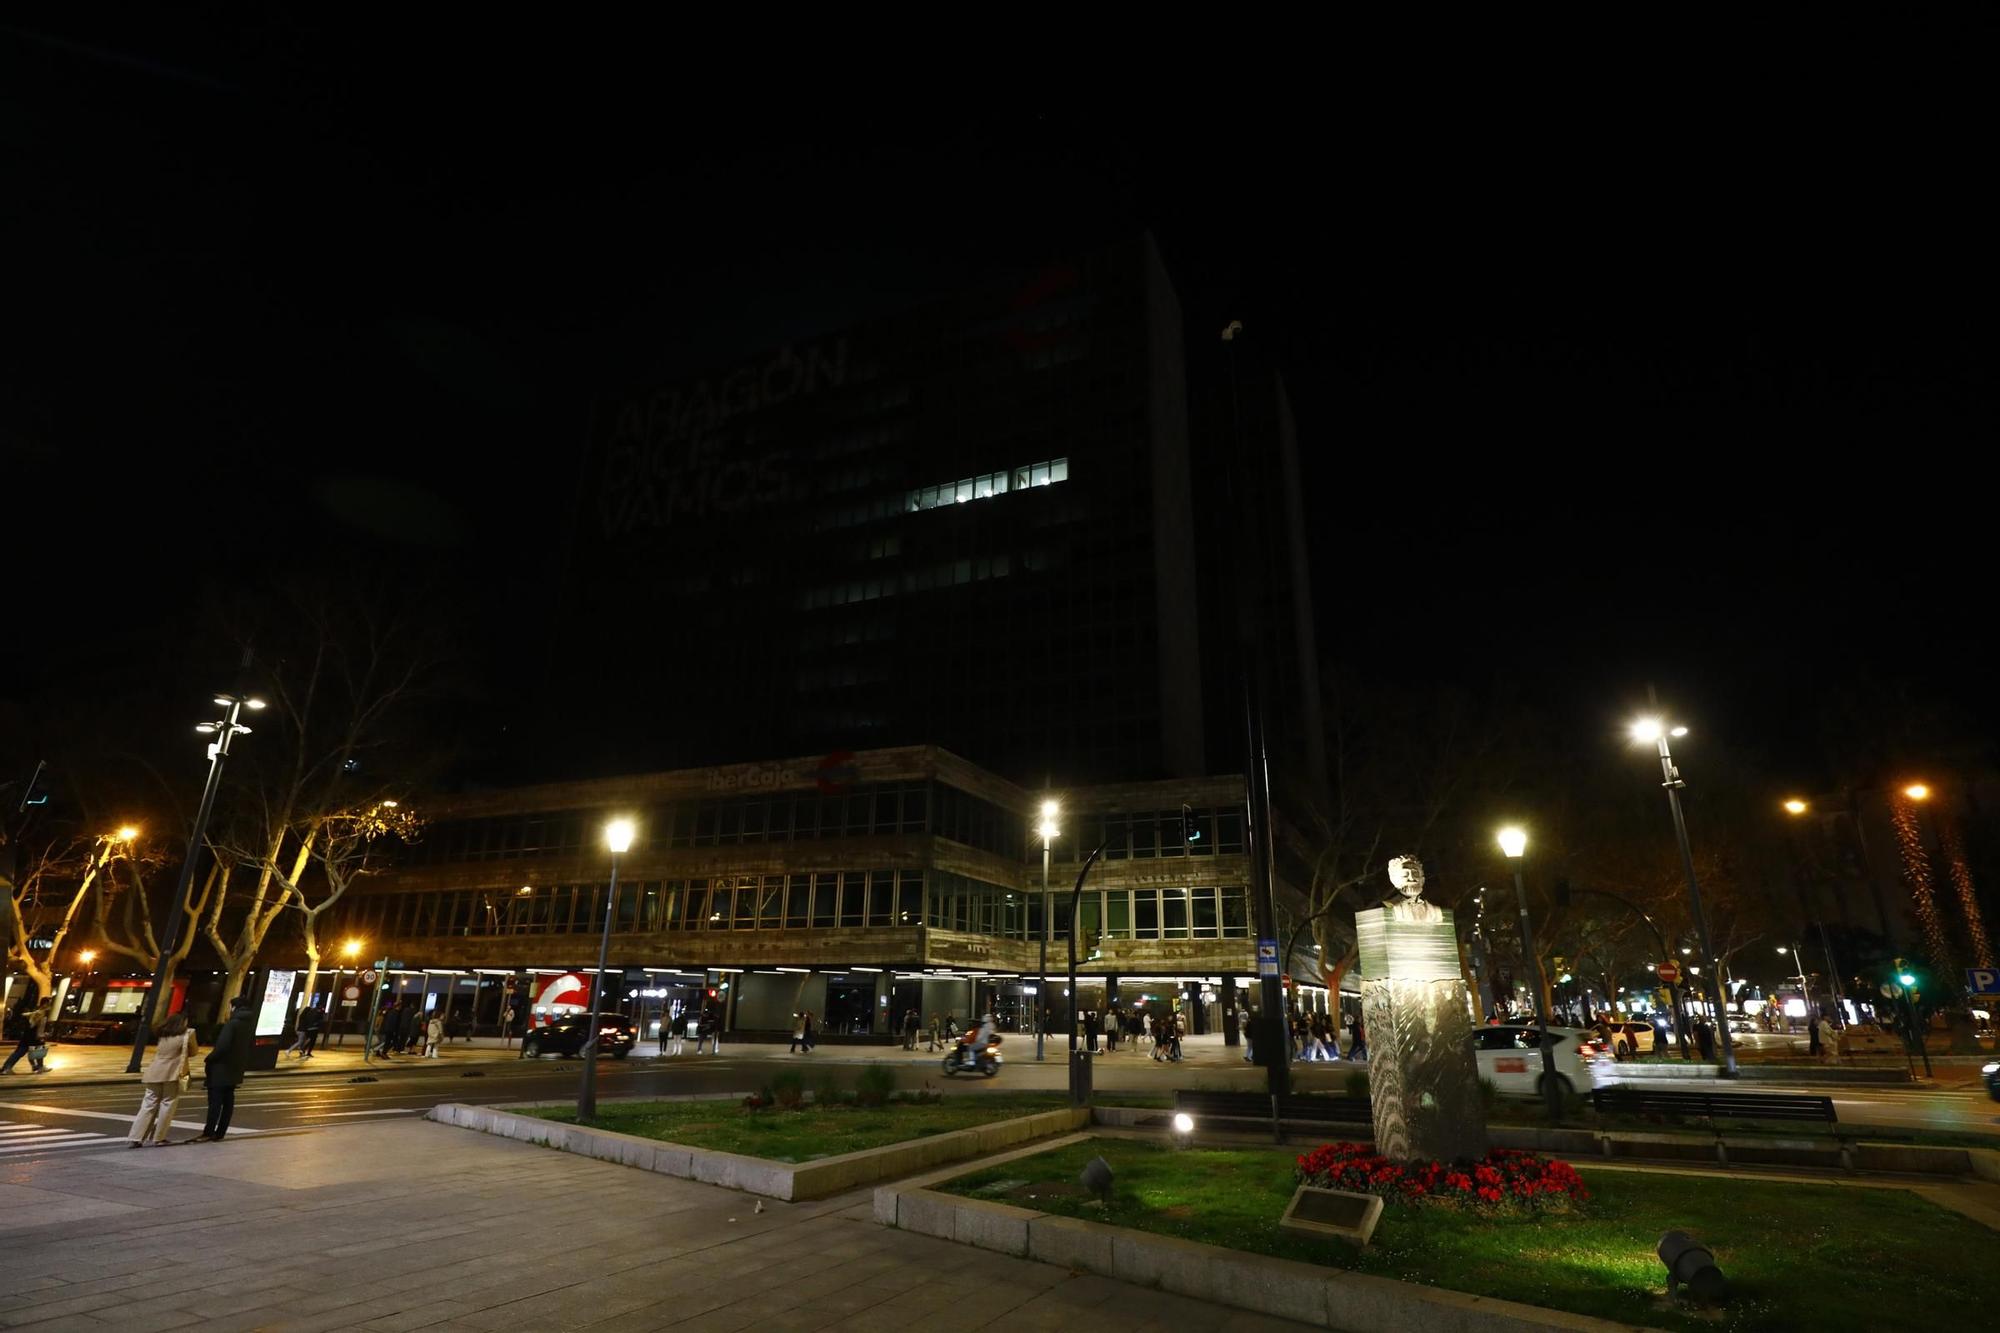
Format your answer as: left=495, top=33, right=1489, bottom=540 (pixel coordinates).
left=1386, top=855, right=1426, bottom=899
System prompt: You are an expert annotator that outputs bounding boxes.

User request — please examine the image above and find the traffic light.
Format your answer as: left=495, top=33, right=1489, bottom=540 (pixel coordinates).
left=1177, top=803, right=1202, bottom=846
left=1893, top=958, right=1918, bottom=988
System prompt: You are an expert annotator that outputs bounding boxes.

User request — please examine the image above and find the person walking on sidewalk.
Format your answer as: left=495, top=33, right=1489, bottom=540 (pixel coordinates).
left=1347, top=1015, right=1367, bottom=1062
left=789, top=1010, right=810, bottom=1053
left=199, top=997, right=255, bottom=1142
left=1, top=999, right=52, bottom=1074
left=127, top=1012, right=195, bottom=1148
left=1083, top=1008, right=1100, bottom=1053
left=926, top=1012, right=942, bottom=1052
left=424, top=1011, right=444, bottom=1058
left=292, top=1004, right=325, bottom=1060
left=901, top=1008, right=919, bottom=1050
left=666, top=1009, right=686, bottom=1056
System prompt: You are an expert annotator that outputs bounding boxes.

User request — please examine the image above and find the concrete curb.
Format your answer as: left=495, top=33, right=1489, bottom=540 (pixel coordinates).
left=873, top=1176, right=1644, bottom=1332
left=427, top=1101, right=1088, bottom=1201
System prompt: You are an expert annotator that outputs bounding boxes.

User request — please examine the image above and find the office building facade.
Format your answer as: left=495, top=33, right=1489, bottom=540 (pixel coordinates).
left=316, top=745, right=1265, bottom=1036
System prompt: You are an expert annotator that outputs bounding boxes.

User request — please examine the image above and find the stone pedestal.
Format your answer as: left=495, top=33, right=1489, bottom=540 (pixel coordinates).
left=1356, top=903, right=1488, bottom=1164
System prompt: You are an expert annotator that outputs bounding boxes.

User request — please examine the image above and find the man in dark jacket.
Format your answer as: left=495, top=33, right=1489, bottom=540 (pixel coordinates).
left=200, top=997, right=256, bottom=1141
left=293, top=1004, right=325, bottom=1059
left=377, top=1001, right=405, bottom=1057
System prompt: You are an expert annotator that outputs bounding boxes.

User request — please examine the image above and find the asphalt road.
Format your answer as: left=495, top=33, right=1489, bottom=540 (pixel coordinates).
left=3, top=1047, right=1994, bottom=1166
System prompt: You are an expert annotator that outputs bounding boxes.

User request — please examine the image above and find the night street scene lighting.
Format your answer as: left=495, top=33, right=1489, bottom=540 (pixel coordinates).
left=5, top=32, right=1997, bottom=1329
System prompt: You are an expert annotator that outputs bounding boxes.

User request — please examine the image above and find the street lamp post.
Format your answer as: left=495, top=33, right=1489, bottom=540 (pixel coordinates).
left=1630, top=718, right=1738, bottom=1077
left=578, top=817, right=635, bottom=1120
left=1036, top=799, right=1058, bottom=1062
left=124, top=693, right=263, bottom=1074
left=1498, top=827, right=1564, bottom=1122
left=332, top=938, right=363, bottom=1044
left=1066, top=838, right=1109, bottom=1106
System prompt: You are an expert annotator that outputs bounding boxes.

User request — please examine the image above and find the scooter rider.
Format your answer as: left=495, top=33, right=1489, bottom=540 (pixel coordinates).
left=958, top=1011, right=998, bottom=1071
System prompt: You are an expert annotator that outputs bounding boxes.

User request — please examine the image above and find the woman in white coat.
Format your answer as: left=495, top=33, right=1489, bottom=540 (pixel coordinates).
left=127, top=1012, right=196, bottom=1147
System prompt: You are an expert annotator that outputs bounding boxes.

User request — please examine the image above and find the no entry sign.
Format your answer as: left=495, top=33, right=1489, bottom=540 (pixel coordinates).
left=1656, top=960, right=1682, bottom=985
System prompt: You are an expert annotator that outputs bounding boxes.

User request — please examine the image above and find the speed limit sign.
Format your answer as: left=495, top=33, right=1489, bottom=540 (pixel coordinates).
left=343, top=985, right=360, bottom=1001
left=359, top=968, right=378, bottom=985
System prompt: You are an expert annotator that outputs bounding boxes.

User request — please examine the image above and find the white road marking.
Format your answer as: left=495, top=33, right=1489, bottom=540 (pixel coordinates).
left=0, top=1101, right=258, bottom=1134
left=296, top=1108, right=425, bottom=1118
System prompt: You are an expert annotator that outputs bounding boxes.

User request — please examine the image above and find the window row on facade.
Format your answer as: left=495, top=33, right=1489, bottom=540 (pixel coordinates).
left=398, top=787, right=1245, bottom=875
left=905, top=457, right=1069, bottom=513
left=347, top=871, right=1252, bottom=944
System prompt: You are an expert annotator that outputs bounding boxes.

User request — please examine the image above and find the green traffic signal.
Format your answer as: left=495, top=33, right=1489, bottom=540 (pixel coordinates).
left=1897, top=972, right=1916, bottom=987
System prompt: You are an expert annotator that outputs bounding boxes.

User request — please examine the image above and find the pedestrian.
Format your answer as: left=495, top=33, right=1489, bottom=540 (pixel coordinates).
left=1083, top=1008, right=1100, bottom=1053
left=293, top=1004, right=325, bottom=1059
left=127, top=1011, right=196, bottom=1148
left=200, top=996, right=255, bottom=1142
left=925, top=1012, right=941, bottom=1052
left=375, top=1001, right=402, bottom=1057
left=1693, top=1016, right=1717, bottom=1063
left=1150, top=1012, right=1166, bottom=1062
left=1106, top=1006, right=1121, bottom=1052
left=1805, top=1006, right=1822, bottom=1056
left=789, top=1010, right=810, bottom=1054
left=1, top=999, right=53, bottom=1074
left=667, top=1009, right=686, bottom=1056
left=425, top=1010, right=444, bottom=1058
left=1817, top=1011, right=1839, bottom=1065
left=404, top=1005, right=427, bottom=1054
left=1348, top=1015, right=1367, bottom=1062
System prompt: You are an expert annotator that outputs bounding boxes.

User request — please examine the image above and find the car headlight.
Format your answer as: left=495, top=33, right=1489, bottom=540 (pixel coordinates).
left=1983, top=1062, right=1998, bottom=1075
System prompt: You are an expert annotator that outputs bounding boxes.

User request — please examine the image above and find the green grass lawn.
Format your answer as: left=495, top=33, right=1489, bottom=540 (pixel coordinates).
left=941, top=1139, right=1986, bottom=1331
left=523, top=1093, right=1066, bottom=1163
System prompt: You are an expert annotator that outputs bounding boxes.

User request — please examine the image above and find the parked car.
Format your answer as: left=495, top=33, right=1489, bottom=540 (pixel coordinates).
left=1470, top=1025, right=1600, bottom=1098
left=520, top=1015, right=636, bottom=1059
left=1604, top=1021, right=1656, bottom=1058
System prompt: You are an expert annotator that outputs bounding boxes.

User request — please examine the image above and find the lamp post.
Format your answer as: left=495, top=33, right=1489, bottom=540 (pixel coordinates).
left=1629, top=718, right=1738, bottom=1077
left=331, top=937, right=363, bottom=1044
left=1036, top=799, right=1058, bottom=1062
left=1498, top=827, right=1563, bottom=1121
left=1780, top=798, right=1848, bottom=1026
left=578, top=817, right=635, bottom=1120
left=124, top=693, right=263, bottom=1073
left=1067, top=838, right=1109, bottom=1106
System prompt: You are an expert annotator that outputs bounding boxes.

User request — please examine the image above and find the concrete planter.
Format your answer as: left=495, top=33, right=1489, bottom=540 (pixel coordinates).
left=875, top=1176, right=1645, bottom=1332
left=428, top=1100, right=1087, bottom=1201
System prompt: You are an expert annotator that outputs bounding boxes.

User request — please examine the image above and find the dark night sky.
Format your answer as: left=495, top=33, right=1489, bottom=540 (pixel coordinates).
left=5, top=20, right=1995, bottom=795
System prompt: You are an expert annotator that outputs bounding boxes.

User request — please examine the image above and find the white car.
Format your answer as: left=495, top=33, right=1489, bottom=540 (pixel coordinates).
left=1471, top=1024, right=1603, bottom=1099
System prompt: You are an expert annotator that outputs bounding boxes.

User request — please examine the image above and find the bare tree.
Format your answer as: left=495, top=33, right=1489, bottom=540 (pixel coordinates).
left=296, top=801, right=422, bottom=1007
left=90, top=838, right=223, bottom=1026
left=5, top=833, right=125, bottom=1003
left=200, top=590, right=436, bottom=1009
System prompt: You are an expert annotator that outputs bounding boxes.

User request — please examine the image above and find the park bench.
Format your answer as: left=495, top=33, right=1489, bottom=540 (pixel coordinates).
left=1173, top=1089, right=1372, bottom=1141
left=1590, top=1086, right=1850, bottom=1170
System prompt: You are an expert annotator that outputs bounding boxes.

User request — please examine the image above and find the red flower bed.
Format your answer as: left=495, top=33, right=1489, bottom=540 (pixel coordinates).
left=1296, top=1142, right=1588, bottom=1213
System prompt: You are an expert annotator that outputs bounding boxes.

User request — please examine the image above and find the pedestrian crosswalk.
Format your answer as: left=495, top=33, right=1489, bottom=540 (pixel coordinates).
left=0, top=1118, right=117, bottom=1156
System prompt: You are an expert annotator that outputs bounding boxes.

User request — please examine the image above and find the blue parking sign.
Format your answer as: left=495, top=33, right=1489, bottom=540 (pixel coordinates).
left=1256, top=938, right=1279, bottom=979
left=1967, top=968, right=2000, bottom=996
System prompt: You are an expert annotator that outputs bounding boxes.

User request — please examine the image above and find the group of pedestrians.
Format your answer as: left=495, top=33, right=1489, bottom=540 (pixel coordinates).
left=788, top=1009, right=817, bottom=1053
left=123, top=994, right=255, bottom=1146
left=1241, top=1010, right=1364, bottom=1063
left=655, top=1006, right=723, bottom=1055
left=372, top=999, right=444, bottom=1058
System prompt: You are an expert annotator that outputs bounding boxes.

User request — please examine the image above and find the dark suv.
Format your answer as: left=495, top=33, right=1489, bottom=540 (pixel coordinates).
left=520, top=1015, right=637, bottom=1059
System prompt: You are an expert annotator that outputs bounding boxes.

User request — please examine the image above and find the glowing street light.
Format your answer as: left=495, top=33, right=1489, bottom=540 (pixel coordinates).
left=1036, top=797, right=1060, bottom=1062
left=78, top=949, right=97, bottom=966
left=114, top=825, right=140, bottom=842
left=1494, top=826, right=1561, bottom=1120
left=1782, top=799, right=1808, bottom=816
left=1629, top=713, right=1737, bottom=1076
left=580, top=817, right=638, bottom=1119
left=1902, top=783, right=1930, bottom=802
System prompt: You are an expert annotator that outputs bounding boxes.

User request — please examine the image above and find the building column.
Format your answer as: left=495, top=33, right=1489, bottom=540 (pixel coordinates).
left=1221, top=973, right=1240, bottom=1045
left=871, top=967, right=892, bottom=1035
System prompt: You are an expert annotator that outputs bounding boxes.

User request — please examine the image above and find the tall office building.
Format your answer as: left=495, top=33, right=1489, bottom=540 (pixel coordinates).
left=568, top=235, right=1215, bottom=788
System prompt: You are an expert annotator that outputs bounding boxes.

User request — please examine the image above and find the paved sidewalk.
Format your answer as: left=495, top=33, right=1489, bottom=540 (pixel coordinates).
left=0, top=1117, right=1310, bottom=1333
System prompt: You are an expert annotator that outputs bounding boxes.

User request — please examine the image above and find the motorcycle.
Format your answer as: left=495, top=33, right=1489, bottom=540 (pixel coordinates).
left=942, top=1033, right=1003, bottom=1077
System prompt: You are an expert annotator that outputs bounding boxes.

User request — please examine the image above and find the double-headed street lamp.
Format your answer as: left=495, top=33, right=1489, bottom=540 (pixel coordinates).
left=578, top=816, right=636, bottom=1120
left=1036, top=799, right=1058, bottom=1062
left=1497, top=826, right=1564, bottom=1122
left=1630, top=717, right=1736, bottom=1077
left=125, top=693, right=263, bottom=1074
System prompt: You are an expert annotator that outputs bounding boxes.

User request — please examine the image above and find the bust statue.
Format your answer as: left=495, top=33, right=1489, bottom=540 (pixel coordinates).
left=1386, top=854, right=1442, bottom=923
